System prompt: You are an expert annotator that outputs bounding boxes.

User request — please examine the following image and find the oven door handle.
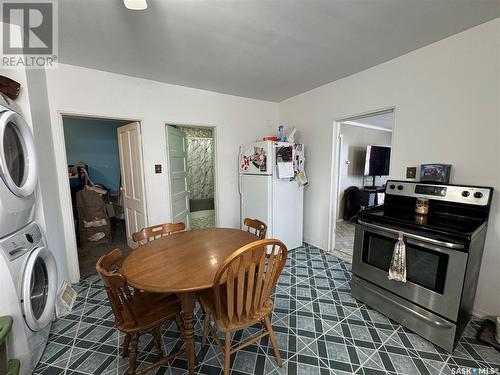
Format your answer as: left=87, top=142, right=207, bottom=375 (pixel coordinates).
left=358, top=219, right=465, bottom=249
left=366, top=280, right=453, bottom=329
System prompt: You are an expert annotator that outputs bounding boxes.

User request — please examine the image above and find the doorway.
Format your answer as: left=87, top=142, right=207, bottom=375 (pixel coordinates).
left=167, top=124, right=216, bottom=229
left=330, top=109, right=395, bottom=262
left=62, top=115, right=147, bottom=278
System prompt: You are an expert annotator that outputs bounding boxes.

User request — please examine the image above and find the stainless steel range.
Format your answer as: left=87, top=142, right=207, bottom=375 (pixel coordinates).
left=350, top=180, right=493, bottom=352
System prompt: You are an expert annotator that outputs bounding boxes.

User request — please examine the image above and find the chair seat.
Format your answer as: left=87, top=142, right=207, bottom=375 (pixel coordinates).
left=199, top=288, right=273, bottom=332
left=119, top=292, right=181, bottom=333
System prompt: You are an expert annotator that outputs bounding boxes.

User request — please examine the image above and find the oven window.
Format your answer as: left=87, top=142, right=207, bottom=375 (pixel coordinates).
left=362, top=233, right=448, bottom=293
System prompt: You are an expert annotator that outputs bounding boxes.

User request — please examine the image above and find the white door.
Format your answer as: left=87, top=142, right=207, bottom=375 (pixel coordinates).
left=117, top=122, right=147, bottom=248
left=167, top=126, right=190, bottom=227
left=272, top=179, right=304, bottom=250
left=240, top=174, right=272, bottom=232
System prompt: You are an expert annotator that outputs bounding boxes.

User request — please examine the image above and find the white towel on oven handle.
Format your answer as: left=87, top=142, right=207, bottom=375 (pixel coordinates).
left=388, top=232, right=407, bottom=282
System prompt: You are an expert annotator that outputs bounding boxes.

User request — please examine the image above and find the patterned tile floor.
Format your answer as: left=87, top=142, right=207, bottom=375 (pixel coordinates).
left=34, top=244, right=500, bottom=375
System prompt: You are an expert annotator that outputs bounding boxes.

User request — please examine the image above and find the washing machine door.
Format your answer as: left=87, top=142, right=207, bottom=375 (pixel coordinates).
left=22, top=246, right=58, bottom=331
left=0, top=110, right=37, bottom=197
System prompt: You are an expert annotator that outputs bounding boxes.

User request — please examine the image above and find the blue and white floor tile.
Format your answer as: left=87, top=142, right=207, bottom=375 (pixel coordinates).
left=34, top=244, right=500, bottom=375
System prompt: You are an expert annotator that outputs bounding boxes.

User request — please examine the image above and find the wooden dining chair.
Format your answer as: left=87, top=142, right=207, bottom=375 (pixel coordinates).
left=132, top=222, right=185, bottom=245
left=199, top=239, right=287, bottom=375
left=96, top=248, right=185, bottom=375
left=243, top=218, right=267, bottom=239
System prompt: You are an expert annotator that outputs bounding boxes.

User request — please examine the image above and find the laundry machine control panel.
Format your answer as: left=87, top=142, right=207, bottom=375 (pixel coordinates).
left=1, top=222, right=42, bottom=261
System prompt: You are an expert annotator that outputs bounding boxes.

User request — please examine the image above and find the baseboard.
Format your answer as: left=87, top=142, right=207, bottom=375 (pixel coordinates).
left=303, top=237, right=328, bottom=252
left=472, top=307, right=496, bottom=319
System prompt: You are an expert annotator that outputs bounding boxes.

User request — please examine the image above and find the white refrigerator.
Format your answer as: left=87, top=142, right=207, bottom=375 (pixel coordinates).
left=239, top=141, right=304, bottom=250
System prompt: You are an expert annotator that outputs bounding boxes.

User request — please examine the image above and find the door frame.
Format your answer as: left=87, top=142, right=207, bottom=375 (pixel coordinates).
left=55, top=111, right=145, bottom=282
left=327, top=107, right=396, bottom=253
left=164, top=122, right=219, bottom=228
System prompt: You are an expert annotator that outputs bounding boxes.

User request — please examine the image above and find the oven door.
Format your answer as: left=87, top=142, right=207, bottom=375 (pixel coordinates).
left=352, top=220, right=468, bottom=321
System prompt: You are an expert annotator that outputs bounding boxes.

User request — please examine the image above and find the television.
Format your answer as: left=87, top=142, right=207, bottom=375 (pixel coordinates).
left=364, top=145, right=391, bottom=176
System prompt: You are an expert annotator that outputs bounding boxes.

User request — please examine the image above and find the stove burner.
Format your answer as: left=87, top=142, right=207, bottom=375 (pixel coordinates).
left=362, top=206, right=486, bottom=240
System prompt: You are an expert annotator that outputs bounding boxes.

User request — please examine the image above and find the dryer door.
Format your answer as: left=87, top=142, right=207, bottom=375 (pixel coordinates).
left=0, top=110, right=37, bottom=197
left=22, top=246, right=58, bottom=331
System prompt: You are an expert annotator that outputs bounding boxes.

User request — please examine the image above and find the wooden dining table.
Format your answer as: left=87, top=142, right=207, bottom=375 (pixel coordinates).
left=121, top=227, right=259, bottom=375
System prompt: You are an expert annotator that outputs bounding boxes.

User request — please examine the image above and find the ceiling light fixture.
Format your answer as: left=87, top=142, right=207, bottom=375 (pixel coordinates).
left=123, top=0, right=148, bottom=10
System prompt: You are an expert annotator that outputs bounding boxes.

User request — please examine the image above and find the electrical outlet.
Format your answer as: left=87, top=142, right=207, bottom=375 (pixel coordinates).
left=406, top=167, right=417, bottom=179
left=155, top=164, right=162, bottom=174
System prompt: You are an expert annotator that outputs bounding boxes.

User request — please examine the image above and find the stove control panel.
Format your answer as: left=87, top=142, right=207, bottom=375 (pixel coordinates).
left=415, top=185, right=447, bottom=196
left=386, top=180, right=492, bottom=206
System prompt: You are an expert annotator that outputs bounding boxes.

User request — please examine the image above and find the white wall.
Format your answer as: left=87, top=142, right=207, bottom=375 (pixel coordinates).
left=279, top=18, right=500, bottom=316
left=26, top=69, right=67, bottom=294
left=337, top=125, right=392, bottom=220
left=44, top=64, right=278, bottom=284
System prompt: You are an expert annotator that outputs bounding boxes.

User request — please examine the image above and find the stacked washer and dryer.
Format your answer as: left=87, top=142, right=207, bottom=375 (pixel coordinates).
left=0, top=92, right=58, bottom=374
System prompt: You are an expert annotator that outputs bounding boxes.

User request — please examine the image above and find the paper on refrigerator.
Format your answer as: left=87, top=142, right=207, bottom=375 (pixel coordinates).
left=277, top=162, right=294, bottom=179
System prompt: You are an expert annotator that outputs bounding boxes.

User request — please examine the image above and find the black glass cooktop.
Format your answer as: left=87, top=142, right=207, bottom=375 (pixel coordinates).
left=358, top=206, right=487, bottom=240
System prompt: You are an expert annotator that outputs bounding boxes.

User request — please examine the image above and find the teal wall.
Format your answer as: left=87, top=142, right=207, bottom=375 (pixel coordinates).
left=63, top=117, right=129, bottom=192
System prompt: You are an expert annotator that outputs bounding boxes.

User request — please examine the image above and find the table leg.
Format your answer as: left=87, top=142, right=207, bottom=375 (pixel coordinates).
left=178, top=292, right=197, bottom=375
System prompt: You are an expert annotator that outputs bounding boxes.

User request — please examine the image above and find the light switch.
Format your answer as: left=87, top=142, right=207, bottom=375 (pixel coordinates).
left=155, top=164, right=162, bottom=174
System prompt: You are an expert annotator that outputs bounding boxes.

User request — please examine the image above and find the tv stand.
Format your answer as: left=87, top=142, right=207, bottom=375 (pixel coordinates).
left=342, top=186, right=386, bottom=222
left=358, top=186, right=385, bottom=209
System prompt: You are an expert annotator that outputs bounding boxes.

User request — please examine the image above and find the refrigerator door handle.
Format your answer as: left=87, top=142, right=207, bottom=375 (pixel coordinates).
left=238, top=174, right=243, bottom=196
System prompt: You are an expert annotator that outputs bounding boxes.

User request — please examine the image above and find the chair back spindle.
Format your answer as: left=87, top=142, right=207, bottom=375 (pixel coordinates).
left=243, top=218, right=267, bottom=239
left=212, top=239, right=286, bottom=324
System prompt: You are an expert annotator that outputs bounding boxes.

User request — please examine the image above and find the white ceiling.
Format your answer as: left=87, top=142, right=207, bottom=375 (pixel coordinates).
left=59, top=0, right=500, bottom=102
